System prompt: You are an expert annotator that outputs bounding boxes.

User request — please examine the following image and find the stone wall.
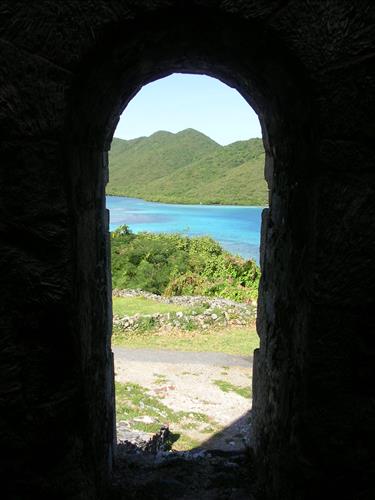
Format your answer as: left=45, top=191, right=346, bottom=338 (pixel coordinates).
left=113, top=288, right=257, bottom=308
left=0, top=2, right=374, bottom=499
left=113, top=289, right=256, bottom=332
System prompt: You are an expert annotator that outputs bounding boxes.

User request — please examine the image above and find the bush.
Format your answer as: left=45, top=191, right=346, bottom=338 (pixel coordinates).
left=164, top=273, right=209, bottom=296
left=111, top=226, right=260, bottom=302
left=136, top=316, right=157, bottom=332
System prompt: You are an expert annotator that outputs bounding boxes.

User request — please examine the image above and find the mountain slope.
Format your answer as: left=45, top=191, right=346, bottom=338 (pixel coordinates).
left=107, top=129, right=268, bottom=205
left=109, top=129, right=220, bottom=191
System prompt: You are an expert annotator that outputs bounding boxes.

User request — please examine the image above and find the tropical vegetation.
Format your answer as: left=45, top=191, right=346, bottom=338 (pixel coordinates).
left=111, top=225, right=260, bottom=303
left=107, top=129, right=267, bottom=205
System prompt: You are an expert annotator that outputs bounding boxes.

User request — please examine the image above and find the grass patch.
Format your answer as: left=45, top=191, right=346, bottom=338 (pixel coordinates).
left=213, top=379, right=252, bottom=399
left=153, top=373, right=169, bottom=385
left=115, top=381, right=219, bottom=448
left=116, top=381, right=179, bottom=430
left=135, top=316, right=157, bottom=333
left=113, top=326, right=259, bottom=356
left=113, top=296, right=191, bottom=316
left=169, top=434, right=201, bottom=451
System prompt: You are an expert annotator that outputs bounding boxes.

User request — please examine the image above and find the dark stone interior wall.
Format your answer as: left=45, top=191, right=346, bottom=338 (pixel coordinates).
left=0, top=1, right=374, bottom=499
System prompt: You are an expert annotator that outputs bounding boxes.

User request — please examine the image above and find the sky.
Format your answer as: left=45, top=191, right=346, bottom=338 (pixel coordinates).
left=114, top=74, right=261, bottom=146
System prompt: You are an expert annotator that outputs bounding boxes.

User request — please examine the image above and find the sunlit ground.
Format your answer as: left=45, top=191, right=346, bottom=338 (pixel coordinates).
left=113, top=295, right=258, bottom=450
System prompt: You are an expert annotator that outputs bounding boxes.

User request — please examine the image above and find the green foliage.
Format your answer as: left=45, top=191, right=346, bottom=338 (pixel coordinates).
left=112, top=230, right=189, bottom=294
left=107, top=129, right=268, bottom=206
left=111, top=224, right=133, bottom=237
left=134, top=316, right=157, bottom=333
left=111, top=226, right=260, bottom=302
left=213, top=379, right=252, bottom=399
left=164, top=273, right=209, bottom=297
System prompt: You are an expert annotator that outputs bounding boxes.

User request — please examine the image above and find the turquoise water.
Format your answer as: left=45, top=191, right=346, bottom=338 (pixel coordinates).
left=106, top=196, right=264, bottom=263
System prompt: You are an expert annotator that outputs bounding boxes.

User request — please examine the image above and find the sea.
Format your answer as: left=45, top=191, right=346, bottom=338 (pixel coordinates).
left=106, top=196, right=264, bottom=264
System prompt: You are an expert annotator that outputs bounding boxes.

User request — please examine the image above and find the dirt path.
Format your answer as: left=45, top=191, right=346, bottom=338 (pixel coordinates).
left=113, top=347, right=253, bottom=451
left=114, top=347, right=253, bottom=367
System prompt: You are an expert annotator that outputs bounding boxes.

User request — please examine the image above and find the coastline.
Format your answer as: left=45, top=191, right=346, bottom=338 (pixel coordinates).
left=106, top=192, right=267, bottom=208
left=106, top=195, right=264, bottom=263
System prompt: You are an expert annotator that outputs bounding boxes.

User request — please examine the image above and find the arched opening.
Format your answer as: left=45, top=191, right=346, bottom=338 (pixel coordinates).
left=65, top=5, right=312, bottom=497
left=108, top=73, right=264, bottom=467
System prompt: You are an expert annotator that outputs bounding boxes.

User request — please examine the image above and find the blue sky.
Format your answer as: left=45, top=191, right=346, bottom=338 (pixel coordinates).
left=114, top=74, right=261, bottom=146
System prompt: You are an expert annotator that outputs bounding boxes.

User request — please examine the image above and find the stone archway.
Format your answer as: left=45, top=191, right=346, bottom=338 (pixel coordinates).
left=66, top=6, right=312, bottom=497
left=1, top=2, right=374, bottom=499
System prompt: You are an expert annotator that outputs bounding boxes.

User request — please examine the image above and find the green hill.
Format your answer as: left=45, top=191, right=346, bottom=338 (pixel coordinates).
left=107, top=128, right=268, bottom=205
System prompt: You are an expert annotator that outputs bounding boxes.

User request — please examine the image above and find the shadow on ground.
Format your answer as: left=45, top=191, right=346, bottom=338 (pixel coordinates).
left=110, top=410, right=256, bottom=500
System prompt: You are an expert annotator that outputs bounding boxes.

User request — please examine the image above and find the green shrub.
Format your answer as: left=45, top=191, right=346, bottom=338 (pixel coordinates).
left=135, top=316, right=157, bottom=333
left=164, top=273, right=209, bottom=296
left=111, top=227, right=260, bottom=302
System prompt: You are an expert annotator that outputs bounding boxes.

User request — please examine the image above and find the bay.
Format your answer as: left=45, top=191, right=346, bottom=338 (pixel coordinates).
left=106, top=196, right=264, bottom=263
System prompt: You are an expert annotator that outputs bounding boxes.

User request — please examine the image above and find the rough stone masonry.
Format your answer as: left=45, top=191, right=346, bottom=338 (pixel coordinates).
left=0, top=1, right=374, bottom=499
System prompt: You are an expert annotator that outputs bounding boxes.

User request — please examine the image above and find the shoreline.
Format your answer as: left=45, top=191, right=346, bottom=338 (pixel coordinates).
left=106, top=193, right=267, bottom=208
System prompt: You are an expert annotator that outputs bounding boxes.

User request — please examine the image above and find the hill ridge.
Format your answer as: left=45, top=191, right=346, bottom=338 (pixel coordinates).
left=108, top=128, right=268, bottom=206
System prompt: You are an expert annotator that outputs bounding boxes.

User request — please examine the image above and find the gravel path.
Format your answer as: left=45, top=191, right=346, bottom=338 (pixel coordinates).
left=113, top=347, right=253, bottom=368
left=114, top=347, right=253, bottom=451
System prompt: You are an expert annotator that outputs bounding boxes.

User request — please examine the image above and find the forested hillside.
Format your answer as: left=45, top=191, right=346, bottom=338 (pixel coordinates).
left=108, top=129, right=267, bottom=205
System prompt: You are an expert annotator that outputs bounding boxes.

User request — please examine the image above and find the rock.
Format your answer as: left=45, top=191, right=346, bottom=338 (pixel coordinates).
left=117, top=425, right=170, bottom=454
left=144, top=425, right=170, bottom=453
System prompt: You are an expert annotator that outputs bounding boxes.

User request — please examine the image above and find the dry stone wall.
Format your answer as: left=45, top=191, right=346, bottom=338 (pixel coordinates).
left=113, top=289, right=256, bottom=332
